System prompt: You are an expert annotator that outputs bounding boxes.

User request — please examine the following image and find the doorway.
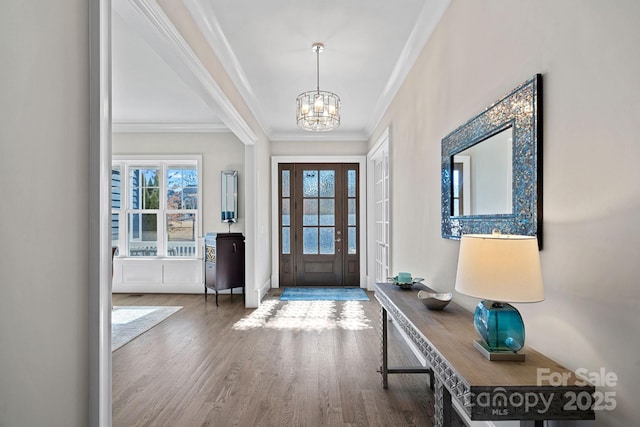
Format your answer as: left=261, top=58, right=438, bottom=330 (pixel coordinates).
left=278, top=163, right=360, bottom=286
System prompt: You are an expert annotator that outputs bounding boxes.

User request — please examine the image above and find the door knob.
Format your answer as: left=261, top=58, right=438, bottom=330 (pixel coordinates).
left=335, top=238, right=342, bottom=242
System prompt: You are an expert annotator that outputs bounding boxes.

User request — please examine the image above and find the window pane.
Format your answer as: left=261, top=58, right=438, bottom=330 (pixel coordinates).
left=282, top=227, right=290, bottom=254
left=111, top=213, right=119, bottom=247
left=348, top=226, right=357, bottom=254
left=167, top=167, right=198, bottom=209
left=319, top=227, right=335, bottom=254
left=303, top=199, right=318, bottom=226
left=348, top=199, right=356, bottom=226
left=128, top=213, right=157, bottom=256
left=319, top=199, right=335, bottom=225
left=282, top=170, right=290, bottom=198
left=129, top=167, right=160, bottom=209
left=347, top=169, right=357, bottom=197
left=166, top=213, right=196, bottom=256
left=303, top=227, right=318, bottom=254
left=111, top=167, right=120, bottom=247
left=319, top=170, right=335, bottom=197
left=282, top=199, right=290, bottom=226
left=452, top=169, right=460, bottom=198
left=453, top=199, right=460, bottom=217
left=111, top=168, right=121, bottom=210
left=182, top=187, right=198, bottom=209
left=303, top=170, right=318, bottom=197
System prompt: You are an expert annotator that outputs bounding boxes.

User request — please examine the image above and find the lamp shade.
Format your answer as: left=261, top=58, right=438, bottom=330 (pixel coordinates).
left=455, top=234, right=544, bottom=303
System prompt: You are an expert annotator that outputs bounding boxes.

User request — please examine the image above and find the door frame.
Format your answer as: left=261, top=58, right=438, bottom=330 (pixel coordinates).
left=271, top=156, right=367, bottom=289
left=366, top=128, right=391, bottom=291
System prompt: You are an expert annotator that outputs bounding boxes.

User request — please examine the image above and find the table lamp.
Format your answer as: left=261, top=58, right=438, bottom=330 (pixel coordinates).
left=454, top=232, right=544, bottom=361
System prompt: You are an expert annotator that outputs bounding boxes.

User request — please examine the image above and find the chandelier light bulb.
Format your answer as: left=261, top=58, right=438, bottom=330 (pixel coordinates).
left=314, top=94, right=324, bottom=112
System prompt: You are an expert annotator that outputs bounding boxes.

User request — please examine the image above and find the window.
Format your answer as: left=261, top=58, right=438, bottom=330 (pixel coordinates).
left=111, top=167, right=121, bottom=248
left=112, top=157, right=201, bottom=258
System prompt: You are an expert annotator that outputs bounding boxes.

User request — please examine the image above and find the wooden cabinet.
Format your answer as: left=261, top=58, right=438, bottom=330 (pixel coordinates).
left=204, top=233, right=245, bottom=306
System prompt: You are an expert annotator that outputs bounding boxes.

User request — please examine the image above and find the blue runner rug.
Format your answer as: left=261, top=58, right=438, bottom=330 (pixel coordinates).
left=279, top=287, right=369, bottom=301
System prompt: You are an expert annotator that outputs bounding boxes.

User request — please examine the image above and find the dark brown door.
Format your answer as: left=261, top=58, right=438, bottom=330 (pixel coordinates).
left=278, top=163, right=359, bottom=286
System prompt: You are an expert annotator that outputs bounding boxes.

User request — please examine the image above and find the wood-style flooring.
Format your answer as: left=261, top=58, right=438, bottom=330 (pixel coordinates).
left=112, top=291, right=435, bottom=426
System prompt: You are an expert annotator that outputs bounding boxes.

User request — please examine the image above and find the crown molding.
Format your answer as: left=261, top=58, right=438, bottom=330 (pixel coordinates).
left=184, top=0, right=271, bottom=137
left=365, top=0, right=451, bottom=136
left=112, top=122, right=230, bottom=133
left=119, top=0, right=257, bottom=145
left=268, top=129, right=369, bottom=143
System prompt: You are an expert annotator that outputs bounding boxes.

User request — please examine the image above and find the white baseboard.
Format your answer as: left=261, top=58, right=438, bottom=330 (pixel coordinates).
left=112, top=283, right=246, bottom=295
left=255, top=278, right=271, bottom=307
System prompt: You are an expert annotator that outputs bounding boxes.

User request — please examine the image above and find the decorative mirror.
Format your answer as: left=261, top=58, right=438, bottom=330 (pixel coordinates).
left=441, top=74, right=542, bottom=247
left=221, top=170, right=238, bottom=223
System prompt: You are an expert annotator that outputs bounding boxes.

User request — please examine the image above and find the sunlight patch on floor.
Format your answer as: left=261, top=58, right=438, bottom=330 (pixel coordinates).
left=232, top=300, right=373, bottom=332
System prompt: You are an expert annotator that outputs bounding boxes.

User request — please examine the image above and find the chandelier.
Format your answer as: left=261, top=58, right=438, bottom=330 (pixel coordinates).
left=296, top=43, right=341, bottom=131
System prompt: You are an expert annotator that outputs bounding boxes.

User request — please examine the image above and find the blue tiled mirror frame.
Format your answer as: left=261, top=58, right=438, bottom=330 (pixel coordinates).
left=441, top=74, right=542, bottom=248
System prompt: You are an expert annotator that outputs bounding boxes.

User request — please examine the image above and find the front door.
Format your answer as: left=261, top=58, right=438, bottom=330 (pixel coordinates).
left=278, top=163, right=359, bottom=286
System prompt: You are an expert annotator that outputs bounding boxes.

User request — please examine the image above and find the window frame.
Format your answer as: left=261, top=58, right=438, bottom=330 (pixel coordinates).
left=112, top=155, right=203, bottom=259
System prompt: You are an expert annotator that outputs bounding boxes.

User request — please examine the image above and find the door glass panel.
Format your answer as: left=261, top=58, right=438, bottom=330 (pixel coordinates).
left=303, top=199, right=318, bottom=225
left=282, top=227, right=290, bottom=254
left=347, top=169, right=356, bottom=197
left=303, top=228, right=318, bottom=254
left=319, top=199, right=335, bottom=226
left=319, top=227, right=335, bottom=254
left=319, top=170, right=335, bottom=197
left=348, top=199, right=356, bottom=226
left=303, top=170, right=318, bottom=197
left=282, top=199, right=290, bottom=226
left=348, top=226, right=357, bottom=255
left=282, top=170, right=290, bottom=198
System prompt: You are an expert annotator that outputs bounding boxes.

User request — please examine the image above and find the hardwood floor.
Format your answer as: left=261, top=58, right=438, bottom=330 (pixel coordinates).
left=112, top=291, right=435, bottom=426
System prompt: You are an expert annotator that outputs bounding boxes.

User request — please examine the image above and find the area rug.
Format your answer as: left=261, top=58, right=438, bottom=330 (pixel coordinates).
left=279, top=287, right=369, bottom=301
left=111, top=306, right=182, bottom=352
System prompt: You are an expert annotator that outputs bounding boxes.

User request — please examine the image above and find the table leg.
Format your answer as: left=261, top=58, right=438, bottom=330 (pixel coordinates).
left=434, top=376, right=452, bottom=427
left=380, top=306, right=389, bottom=389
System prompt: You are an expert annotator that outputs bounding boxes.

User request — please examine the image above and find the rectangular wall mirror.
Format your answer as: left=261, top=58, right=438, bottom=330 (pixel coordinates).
left=221, top=170, right=238, bottom=223
left=441, top=74, right=542, bottom=247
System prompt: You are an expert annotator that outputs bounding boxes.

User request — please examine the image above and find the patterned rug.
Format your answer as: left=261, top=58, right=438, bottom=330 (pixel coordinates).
left=279, top=287, right=369, bottom=301
left=111, top=306, right=182, bottom=352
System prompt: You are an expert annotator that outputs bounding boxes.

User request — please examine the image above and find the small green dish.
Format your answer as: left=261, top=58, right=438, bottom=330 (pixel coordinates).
left=389, top=276, right=425, bottom=289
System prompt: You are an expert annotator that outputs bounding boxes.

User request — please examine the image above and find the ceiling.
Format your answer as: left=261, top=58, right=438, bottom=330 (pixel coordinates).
left=112, top=0, right=450, bottom=141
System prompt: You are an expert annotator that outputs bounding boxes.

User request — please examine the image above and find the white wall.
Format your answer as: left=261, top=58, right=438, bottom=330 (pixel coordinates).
left=0, top=1, right=90, bottom=426
left=371, top=1, right=640, bottom=425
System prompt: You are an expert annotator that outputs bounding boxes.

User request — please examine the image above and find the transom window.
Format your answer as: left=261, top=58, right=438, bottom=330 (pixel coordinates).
left=112, top=157, right=201, bottom=258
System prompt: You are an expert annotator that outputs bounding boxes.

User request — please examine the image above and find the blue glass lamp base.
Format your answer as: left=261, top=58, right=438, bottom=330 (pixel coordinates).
left=473, top=300, right=527, bottom=362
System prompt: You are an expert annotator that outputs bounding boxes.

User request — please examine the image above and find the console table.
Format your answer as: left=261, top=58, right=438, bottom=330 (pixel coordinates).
left=375, top=283, right=595, bottom=426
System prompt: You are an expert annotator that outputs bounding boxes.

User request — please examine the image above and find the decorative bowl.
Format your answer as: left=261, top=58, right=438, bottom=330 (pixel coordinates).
left=417, top=290, right=453, bottom=310
left=389, top=276, right=424, bottom=289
